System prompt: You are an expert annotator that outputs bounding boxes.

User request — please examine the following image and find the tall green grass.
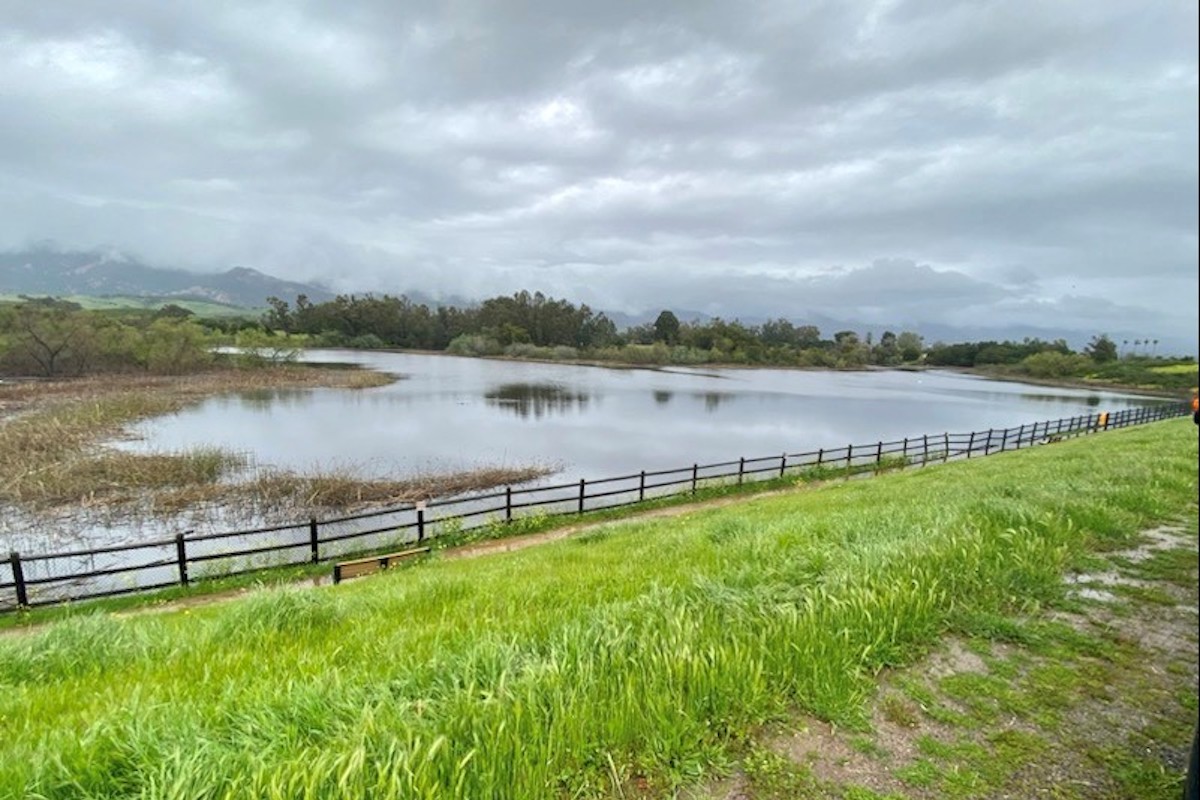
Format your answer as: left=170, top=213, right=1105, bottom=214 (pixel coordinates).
left=0, top=421, right=1195, bottom=798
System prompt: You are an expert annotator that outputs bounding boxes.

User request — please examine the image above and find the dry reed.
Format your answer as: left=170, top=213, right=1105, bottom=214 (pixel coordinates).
left=0, top=366, right=398, bottom=511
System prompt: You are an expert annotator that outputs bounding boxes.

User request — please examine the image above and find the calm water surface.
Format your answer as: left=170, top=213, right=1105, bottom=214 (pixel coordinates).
left=120, top=350, right=1160, bottom=481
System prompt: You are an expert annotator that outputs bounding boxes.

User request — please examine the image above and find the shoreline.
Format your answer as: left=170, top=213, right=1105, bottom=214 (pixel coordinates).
left=312, top=345, right=1185, bottom=397
left=949, top=366, right=1185, bottom=399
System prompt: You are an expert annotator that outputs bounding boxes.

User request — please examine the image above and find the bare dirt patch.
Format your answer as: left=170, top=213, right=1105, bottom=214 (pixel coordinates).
left=925, top=640, right=989, bottom=680
left=690, top=522, right=1199, bottom=799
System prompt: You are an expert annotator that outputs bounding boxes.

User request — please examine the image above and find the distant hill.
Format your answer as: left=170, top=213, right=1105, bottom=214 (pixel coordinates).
left=0, top=247, right=334, bottom=309
left=0, top=293, right=257, bottom=317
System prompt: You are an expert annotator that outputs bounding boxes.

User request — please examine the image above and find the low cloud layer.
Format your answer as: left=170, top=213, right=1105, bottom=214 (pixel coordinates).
left=1, top=1, right=1196, bottom=349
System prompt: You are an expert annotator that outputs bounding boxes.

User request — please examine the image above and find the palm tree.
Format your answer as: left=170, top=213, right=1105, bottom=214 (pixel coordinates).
left=1152, top=338, right=1159, bottom=357
left=1133, top=339, right=1142, bottom=357
left=1121, top=339, right=1129, bottom=358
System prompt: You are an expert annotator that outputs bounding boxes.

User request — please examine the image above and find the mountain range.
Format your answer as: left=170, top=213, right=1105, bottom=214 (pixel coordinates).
left=0, top=247, right=333, bottom=308
left=2, top=247, right=1188, bottom=354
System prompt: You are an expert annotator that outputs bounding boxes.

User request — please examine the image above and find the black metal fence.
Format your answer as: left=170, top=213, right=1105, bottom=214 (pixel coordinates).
left=1, top=402, right=1189, bottom=612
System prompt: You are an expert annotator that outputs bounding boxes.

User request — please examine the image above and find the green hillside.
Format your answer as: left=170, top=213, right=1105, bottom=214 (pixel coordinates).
left=0, top=421, right=1195, bottom=798
left=0, top=293, right=260, bottom=318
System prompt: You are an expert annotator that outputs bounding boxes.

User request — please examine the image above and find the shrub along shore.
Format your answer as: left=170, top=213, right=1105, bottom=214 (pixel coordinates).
left=0, top=420, right=1195, bottom=798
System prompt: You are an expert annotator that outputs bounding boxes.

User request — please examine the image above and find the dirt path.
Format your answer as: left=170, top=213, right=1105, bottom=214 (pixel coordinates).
left=688, top=521, right=1200, bottom=800
left=444, top=488, right=790, bottom=561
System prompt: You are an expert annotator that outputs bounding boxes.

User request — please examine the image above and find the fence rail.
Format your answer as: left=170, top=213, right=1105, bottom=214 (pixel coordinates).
left=2, top=402, right=1189, bottom=612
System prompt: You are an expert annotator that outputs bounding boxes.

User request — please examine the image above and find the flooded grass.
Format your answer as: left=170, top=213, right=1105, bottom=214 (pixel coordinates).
left=0, top=367, right=506, bottom=515
left=240, top=465, right=551, bottom=507
left=151, top=464, right=553, bottom=514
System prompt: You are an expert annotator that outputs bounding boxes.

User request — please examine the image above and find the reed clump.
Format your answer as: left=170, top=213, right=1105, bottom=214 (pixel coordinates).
left=0, top=367, right=396, bottom=511
left=239, top=465, right=552, bottom=509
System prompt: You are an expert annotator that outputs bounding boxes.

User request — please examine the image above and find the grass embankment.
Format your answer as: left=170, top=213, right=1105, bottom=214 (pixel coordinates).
left=0, top=369, right=547, bottom=517
left=972, top=358, right=1198, bottom=397
left=0, top=422, right=1195, bottom=798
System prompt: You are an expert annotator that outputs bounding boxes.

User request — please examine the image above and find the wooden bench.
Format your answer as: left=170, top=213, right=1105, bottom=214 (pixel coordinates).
left=332, top=546, right=430, bottom=584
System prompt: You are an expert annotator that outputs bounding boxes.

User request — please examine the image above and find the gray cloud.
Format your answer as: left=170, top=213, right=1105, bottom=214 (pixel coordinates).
left=0, top=0, right=1196, bottom=350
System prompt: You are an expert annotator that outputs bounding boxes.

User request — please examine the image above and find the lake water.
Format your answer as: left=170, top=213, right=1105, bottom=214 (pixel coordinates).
left=0, top=351, right=1171, bottom=606
left=119, top=350, right=1159, bottom=481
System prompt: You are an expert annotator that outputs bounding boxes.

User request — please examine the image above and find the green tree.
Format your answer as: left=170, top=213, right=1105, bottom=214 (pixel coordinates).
left=1085, top=333, right=1118, bottom=363
left=896, top=331, right=924, bottom=362
left=872, top=331, right=900, bottom=365
left=233, top=329, right=299, bottom=368
left=263, top=296, right=293, bottom=333
left=5, top=303, right=91, bottom=376
left=154, top=304, right=195, bottom=321
left=653, top=310, right=680, bottom=344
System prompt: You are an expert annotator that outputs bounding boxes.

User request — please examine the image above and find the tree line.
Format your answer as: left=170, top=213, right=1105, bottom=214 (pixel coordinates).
left=0, top=299, right=275, bottom=377
left=261, top=292, right=927, bottom=368
left=1, top=293, right=1191, bottom=387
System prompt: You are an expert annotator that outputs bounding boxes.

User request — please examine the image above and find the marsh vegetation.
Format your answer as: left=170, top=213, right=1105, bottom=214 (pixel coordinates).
left=0, top=367, right=548, bottom=527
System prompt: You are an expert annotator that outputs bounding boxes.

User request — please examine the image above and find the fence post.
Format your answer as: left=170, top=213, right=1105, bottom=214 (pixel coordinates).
left=691, top=463, right=698, bottom=494
left=309, top=517, right=319, bottom=564
left=874, top=441, right=883, bottom=474
left=817, top=448, right=824, bottom=466
left=639, top=470, right=646, bottom=501
left=779, top=453, right=787, bottom=478
left=417, top=507, right=426, bottom=543
left=579, top=479, right=586, bottom=514
left=737, top=458, right=744, bottom=486
left=921, top=435, right=929, bottom=466
left=845, top=444, right=853, bottom=479
left=985, top=429, right=993, bottom=455
left=9, top=552, right=27, bottom=608
left=942, top=432, right=950, bottom=462
left=1015, top=424, right=1025, bottom=449
left=902, top=438, right=908, bottom=465
left=505, top=486, right=512, bottom=523
left=174, top=533, right=189, bottom=587
left=967, top=431, right=976, bottom=458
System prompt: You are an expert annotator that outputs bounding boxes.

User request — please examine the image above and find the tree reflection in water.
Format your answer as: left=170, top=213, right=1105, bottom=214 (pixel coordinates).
left=485, top=383, right=590, bottom=419
left=695, top=391, right=735, bottom=412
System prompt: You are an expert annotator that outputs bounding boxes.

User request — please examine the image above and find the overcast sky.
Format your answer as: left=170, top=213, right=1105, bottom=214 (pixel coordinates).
left=1, top=1, right=1196, bottom=348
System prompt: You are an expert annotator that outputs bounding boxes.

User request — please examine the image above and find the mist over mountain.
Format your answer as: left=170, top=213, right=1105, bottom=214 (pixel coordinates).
left=0, top=246, right=334, bottom=308
left=1, top=247, right=1192, bottom=356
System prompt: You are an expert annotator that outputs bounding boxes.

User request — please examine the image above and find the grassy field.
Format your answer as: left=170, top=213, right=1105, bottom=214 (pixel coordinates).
left=0, top=294, right=259, bottom=318
left=0, top=421, right=1195, bottom=798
